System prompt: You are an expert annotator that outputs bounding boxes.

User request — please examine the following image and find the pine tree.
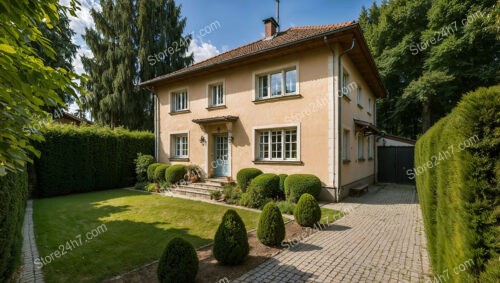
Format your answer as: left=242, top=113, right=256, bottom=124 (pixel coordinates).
left=83, top=0, right=193, bottom=130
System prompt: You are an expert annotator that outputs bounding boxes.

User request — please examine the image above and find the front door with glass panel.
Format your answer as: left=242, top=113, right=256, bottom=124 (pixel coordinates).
left=214, top=135, right=229, bottom=177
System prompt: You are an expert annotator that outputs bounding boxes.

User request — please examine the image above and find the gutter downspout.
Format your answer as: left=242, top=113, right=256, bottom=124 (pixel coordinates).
left=324, top=36, right=356, bottom=202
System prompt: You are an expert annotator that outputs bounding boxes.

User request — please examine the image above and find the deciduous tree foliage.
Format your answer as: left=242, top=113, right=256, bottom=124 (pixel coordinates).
left=0, top=0, right=83, bottom=175
left=83, top=0, right=193, bottom=131
left=359, top=0, right=498, bottom=137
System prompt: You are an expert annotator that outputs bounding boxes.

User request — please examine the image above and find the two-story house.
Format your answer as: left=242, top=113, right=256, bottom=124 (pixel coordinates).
left=141, top=18, right=386, bottom=201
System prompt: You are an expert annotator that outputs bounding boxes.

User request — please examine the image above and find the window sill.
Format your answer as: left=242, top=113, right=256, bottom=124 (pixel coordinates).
left=169, top=110, right=191, bottom=115
left=253, top=94, right=302, bottom=104
left=357, top=158, right=366, bottom=162
left=357, top=104, right=363, bottom=109
left=367, top=112, right=372, bottom=116
left=169, top=157, right=190, bottom=162
left=252, top=160, right=303, bottom=165
left=342, top=95, right=351, bottom=102
left=342, top=159, right=351, bottom=164
left=368, top=157, right=374, bottom=161
left=206, top=105, right=227, bottom=111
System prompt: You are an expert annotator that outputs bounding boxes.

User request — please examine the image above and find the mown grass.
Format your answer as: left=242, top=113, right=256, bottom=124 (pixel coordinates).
left=33, top=189, right=262, bottom=283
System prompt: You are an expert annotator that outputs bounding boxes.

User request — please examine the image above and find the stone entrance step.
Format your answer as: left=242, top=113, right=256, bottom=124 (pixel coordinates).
left=174, top=179, right=228, bottom=200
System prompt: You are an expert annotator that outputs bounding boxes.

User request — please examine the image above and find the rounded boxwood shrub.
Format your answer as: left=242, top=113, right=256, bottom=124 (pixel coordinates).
left=257, top=202, right=285, bottom=246
left=246, top=173, right=279, bottom=208
left=147, top=163, right=162, bottom=182
left=278, top=174, right=288, bottom=199
left=285, top=174, right=322, bottom=203
left=154, top=164, right=169, bottom=183
left=213, top=209, right=249, bottom=265
left=135, top=153, right=156, bottom=182
left=165, top=165, right=187, bottom=184
left=293, top=193, right=321, bottom=227
left=236, top=168, right=263, bottom=192
left=157, top=237, right=199, bottom=283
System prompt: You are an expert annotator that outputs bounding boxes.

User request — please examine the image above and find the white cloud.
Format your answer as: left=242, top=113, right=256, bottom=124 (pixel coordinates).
left=73, top=47, right=93, bottom=75
left=188, top=38, right=220, bottom=63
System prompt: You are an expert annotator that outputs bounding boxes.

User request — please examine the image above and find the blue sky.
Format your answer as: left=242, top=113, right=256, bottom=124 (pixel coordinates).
left=65, top=0, right=377, bottom=75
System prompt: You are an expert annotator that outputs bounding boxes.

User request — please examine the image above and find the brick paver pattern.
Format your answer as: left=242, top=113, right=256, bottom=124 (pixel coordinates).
left=18, top=200, right=45, bottom=283
left=233, top=185, right=432, bottom=283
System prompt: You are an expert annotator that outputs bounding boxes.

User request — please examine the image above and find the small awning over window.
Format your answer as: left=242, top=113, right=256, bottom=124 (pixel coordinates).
left=354, top=119, right=379, bottom=136
left=192, top=116, right=239, bottom=125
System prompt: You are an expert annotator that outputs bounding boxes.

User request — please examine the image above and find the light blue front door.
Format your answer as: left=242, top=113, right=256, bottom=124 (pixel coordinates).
left=214, top=135, right=229, bottom=177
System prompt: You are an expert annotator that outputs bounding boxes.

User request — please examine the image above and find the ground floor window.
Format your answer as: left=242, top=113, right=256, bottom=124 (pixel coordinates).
left=172, top=134, right=188, bottom=158
left=342, top=129, right=350, bottom=161
left=257, top=128, right=297, bottom=161
left=368, top=135, right=373, bottom=159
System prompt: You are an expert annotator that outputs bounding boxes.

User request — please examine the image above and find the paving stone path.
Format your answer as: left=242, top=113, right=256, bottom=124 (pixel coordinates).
left=18, top=200, right=44, bottom=283
left=234, top=185, right=432, bottom=283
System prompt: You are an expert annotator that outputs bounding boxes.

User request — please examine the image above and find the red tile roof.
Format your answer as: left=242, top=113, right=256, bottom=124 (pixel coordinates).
left=141, top=21, right=356, bottom=86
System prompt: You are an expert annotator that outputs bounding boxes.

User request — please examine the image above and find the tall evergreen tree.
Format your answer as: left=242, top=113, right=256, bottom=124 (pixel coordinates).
left=83, top=0, right=192, bottom=130
left=359, top=0, right=498, bottom=137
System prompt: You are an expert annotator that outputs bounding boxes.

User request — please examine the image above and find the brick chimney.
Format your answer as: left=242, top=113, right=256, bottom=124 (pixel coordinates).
left=263, top=17, right=279, bottom=38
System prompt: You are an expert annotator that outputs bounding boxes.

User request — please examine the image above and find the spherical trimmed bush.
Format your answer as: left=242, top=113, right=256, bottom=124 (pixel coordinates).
left=154, top=164, right=169, bottom=183
left=213, top=209, right=249, bottom=265
left=165, top=165, right=187, bottom=184
left=236, top=168, right=263, bottom=192
left=246, top=173, right=280, bottom=208
left=157, top=237, right=199, bottom=283
left=285, top=174, right=322, bottom=203
left=293, top=193, right=321, bottom=227
left=278, top=174, right=288, bottom=199
left=257, top=202, right=285, bottom=246
left=147, top=163, right=162, bottom=182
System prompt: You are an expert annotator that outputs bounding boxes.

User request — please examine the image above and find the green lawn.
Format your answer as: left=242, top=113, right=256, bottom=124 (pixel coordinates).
left=320, top=208, right=344, bottom=224
left=33, top=189, right=263, bottom=283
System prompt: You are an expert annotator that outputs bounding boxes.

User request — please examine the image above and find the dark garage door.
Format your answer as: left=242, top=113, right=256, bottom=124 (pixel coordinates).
left=378, top=147, right=415, bottom=184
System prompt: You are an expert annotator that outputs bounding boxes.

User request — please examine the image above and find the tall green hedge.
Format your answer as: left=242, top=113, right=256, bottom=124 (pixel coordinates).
left=34, top=124, right=154, bottom=197
left=414, top=86, right=499, bottom=282
left=0, top=169, right=28, bottom=282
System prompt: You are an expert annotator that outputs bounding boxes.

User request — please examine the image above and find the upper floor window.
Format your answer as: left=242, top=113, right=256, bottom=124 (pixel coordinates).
left=257, top=127, right=298, bottom=161
left=209, top=83, right=224, bottom=107
left=172, top=90, right=188, bottom=112
left=342, top=71, right=350, bottom=98
left=357, top=87, right=362, bottom=108
left=368, top=98, right=373, bottom=114
left=367, top=135, right=373, bottom=159
left=257, top=68, right=297, bottom=99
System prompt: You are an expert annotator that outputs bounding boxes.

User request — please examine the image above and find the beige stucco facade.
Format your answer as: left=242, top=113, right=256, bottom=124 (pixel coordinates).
left=154, top=43, right=377, bottom=200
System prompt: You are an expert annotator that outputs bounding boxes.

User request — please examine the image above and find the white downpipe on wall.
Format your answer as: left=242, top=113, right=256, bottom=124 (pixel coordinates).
left=154, top=94, right=159, bottom=161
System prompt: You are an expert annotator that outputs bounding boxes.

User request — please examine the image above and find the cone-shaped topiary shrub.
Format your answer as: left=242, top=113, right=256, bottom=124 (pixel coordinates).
left=165, top=165, right=187, bottom=184
left=157, top=237, right=199, bottom=283
left=154, top=164, right=169, bottom=183
left=236, top=168, right=263, bottom=192
left=285, top=174, right=322, bottom=202
left=257, top=202, right=285, bottom=246
left=213, top=209, right=249, bottom=265
left=147, top=163, right=162, bottom=182
left=294, top=193, right=321, bottom=227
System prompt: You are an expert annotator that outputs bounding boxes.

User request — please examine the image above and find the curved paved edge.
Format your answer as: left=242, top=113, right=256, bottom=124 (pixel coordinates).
left=233, top=185, right=432, bottom=283
left=18, top=200, right=44, bottom=283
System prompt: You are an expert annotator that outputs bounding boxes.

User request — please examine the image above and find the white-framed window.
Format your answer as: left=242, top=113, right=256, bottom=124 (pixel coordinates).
left=257, top=128, right=298, bottom=161
left=257, top=67, right=297, bottom=99
left=358, top=134, right=364, bottom=160
left=342, top=129, right=350, bottom=161
left=367, top=135, right=373, bottom=159
left=357, top=87, right=362, bottom=107
left=342, top=70, right=350, bottom=98
left=172, top=134, right=188, bottom=158
left=172, top=90, right=188, bottom=112
left=209, top=83, right=224, bottom=106
left=368, top=98, right=372, bottom=113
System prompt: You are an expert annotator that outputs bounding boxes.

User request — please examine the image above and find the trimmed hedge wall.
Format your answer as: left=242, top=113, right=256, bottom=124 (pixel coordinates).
left=414, top=86, right=499, bottom=282
left=0, top=169, right=28, bottom=282
left=34, top=124, right=154, bottom=197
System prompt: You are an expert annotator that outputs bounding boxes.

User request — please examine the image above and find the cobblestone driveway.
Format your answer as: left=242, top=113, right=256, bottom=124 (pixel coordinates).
left=234, top=185, right=432, bottom=283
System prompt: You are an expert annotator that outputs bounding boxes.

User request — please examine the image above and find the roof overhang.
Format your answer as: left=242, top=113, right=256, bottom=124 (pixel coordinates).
left=192, top=116, right=239, bottom=125
left=354, top=119, right=379, bottom=136
left=141, top=23, right=387, bottom=98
